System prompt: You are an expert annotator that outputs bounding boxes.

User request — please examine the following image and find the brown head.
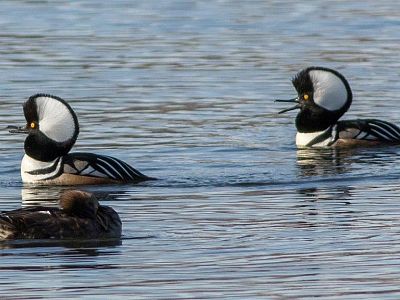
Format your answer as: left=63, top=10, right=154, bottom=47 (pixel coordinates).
left=59, top=190, right=99, bottom=219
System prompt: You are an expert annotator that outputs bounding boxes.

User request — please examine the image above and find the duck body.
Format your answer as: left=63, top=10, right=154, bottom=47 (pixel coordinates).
left=276, top=67, right=400, bottom=147
left=296, top=119, right=400, bottom=147
left=21, top=152, right=152, bottom=185
left=0, top=191, right=121, bottom=240
left=10, top=94, right=154, bottom=184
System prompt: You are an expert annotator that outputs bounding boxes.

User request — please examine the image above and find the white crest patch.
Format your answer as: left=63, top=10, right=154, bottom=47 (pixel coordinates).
left=35, top=96, right=76, bottom=142
left=309, top=70, right=348, bottom=111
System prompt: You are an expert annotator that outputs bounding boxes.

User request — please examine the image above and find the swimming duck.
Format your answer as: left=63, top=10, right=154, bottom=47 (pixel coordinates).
left=8, top=94, right=154, bottom=184
left=276, top=66, right=400, bottom=147
left=0, top=190, right=121, bottom=240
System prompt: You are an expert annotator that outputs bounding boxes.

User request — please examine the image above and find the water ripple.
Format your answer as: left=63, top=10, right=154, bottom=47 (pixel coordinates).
left=1, top=0, right=400, bottom=299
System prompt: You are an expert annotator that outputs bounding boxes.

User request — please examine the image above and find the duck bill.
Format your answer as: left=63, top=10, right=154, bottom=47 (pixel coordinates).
left=277, top=104, right=301, bottom=114
left=275, top=97, right=300, bottom=114
left=7, top=125, right=29, bottom=134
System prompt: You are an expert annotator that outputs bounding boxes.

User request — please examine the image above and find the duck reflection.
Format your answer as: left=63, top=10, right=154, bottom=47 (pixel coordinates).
left=296, top=147, right=353, bottom=177
left=0, top=237, right=122, bottom=250
left=291, top=186, right=354, bottom=231
left=297, top=145, right=400, bottom=177
left=21, top=186, right=120, bottom=207
left=21, top=185, right=64, bottom=207
left=297, top=186, right=352, bottom=204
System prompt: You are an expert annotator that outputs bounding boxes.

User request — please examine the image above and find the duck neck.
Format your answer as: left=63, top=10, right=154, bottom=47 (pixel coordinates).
left=21, top=154, right=63, bottom=182
left=24, top=133, right=73, bottom=162
left=295, top=109, right=338, bottom=133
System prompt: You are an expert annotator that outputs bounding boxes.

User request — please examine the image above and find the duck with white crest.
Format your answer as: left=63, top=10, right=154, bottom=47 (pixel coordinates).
left=276, top=66, right=400, bottom=147
left=8, top=94, right=155, bottom=184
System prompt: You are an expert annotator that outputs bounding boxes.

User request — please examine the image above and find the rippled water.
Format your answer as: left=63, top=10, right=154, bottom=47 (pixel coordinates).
left=1, top=0, right=400, bottom=298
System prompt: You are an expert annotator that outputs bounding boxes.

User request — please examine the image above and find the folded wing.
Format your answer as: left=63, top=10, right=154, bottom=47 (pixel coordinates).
left=63, top=152, right=152, bottom=182
left=337, top=119, right=400, bottom=143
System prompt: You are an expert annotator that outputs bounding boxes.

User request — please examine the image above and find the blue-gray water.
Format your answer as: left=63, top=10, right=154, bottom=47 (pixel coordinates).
left=1, top=0, right=400, bottom=299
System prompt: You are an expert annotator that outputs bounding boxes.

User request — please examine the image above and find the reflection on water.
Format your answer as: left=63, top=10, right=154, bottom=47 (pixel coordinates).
left=297, top=146, right=400, bottom=179
left=20, top=184, right=126, bottom=207
left=297, top=186, right=352, bottom=207
left=0, top=238, right=122, bottom=251
left=21, top=185, right=64, bottom=207
left=1, top=0, right=400, bottom=299
left=296, top=147, right=351, bottom=177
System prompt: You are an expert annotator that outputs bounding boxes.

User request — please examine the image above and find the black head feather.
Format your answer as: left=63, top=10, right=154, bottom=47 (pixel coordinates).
left=22, top=94, right=80, bottom=161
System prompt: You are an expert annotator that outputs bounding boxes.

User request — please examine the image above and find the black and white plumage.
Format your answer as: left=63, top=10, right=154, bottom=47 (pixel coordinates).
left=63, top=152, right=150, bottom=182
left=276, top=66, right=400, bottom=147
left=9, top=94, right=154, bottom=184
left=0, top=190, right=121, bottom=240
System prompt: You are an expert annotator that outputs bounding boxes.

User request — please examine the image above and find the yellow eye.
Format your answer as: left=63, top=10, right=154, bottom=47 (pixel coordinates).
left=30, top=122, right=36, bottom=129
left=303, top=94, right=309, bottom=100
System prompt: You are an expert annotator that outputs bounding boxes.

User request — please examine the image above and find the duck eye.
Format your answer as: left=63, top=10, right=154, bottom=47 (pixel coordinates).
left=303, top=94, right=309, bottom=100
left=30, top=122, right=36, bottom=129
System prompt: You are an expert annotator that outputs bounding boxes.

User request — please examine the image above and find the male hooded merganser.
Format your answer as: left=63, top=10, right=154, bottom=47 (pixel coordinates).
left=276, top=66, right=400, bottom=147
left=0, top=190, right=121, bottom=240
left=8, top=94, right=154, bottom=184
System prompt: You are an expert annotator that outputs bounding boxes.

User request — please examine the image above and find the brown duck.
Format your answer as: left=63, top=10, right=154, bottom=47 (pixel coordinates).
left=0, top=190, right=121, bottom=240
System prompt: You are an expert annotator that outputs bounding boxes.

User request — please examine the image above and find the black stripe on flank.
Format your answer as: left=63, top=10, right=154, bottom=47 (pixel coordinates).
left=92, top=162, right=120, bottom=180
left=337, top=119, right=400, bottom=143
left=64, top=152, right=154, bottom=182
left=368, top=124, right=398, bottom=142
left=98, top=156, right=133, bottom=179
left=306, top=126, right=335, bottom=147
left=109, top=159, right=135, bottom=179
left=94, top=158, right=125, bottom=180
left=94, top=155, right=152, bottom=181
left=26, top=157, right=61, bottom=175
left=105, top=155, right=147, bottom=179
left=370, top=120, right=400, bottom=140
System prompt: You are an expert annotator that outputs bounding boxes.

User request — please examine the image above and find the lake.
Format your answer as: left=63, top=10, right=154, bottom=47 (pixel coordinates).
left=1, top=0, right=400, bottom=299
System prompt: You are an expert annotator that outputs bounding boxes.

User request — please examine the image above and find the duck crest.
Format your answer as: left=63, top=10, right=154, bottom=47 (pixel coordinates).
left=10, top=94, right=154, bottom=184
left=22, top=94, right=79, bottom=162
left=276, top=66, right=400, bottom=147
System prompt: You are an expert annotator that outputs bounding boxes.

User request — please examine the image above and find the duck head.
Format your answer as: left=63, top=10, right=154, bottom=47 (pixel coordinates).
left=276, top=67, right=352, bottom=133
left=9, top=94, right=79, bottom=161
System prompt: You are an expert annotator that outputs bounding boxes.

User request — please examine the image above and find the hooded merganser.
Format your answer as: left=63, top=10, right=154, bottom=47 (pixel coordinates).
left=0, top=190, right=121, bottom=240
left=276, top=67, right=400, bottom=147
left=8, top=94, right=154, bottom=184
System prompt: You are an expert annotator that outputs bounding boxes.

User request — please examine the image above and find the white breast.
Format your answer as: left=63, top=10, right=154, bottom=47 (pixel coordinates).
left=21, top=154, right=63, bottom=183
left=296, top=127, right=337, bottom=147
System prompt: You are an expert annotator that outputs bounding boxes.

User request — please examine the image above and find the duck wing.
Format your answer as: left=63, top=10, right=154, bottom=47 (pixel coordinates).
left=0, top=205, right=121, bottom=240
left=337, top=119, right=400, bottom=143
left=63, top=152, right=153, bottom=182
left=0, top=207, right=63, bottom=239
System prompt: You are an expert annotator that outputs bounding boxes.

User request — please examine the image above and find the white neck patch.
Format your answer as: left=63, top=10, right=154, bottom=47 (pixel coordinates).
left=309, top=70, right=348, bottom=111
left=21, top=154, right=63, bottom=182
left=35, top=96, right=77, bottom=143
left=296, top=127, right=337, bottom=147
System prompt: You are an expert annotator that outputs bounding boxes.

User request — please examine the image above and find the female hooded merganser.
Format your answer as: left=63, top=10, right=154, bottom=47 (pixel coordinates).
left=276, top=66, right=400, bottom=147
left=0, top=190, right=121, bottom=240
left=8, top=94, right=154, bottom=184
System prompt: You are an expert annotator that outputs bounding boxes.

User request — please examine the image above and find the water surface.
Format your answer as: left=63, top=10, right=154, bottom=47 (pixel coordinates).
left=1, top=1, right=400, bottom=299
